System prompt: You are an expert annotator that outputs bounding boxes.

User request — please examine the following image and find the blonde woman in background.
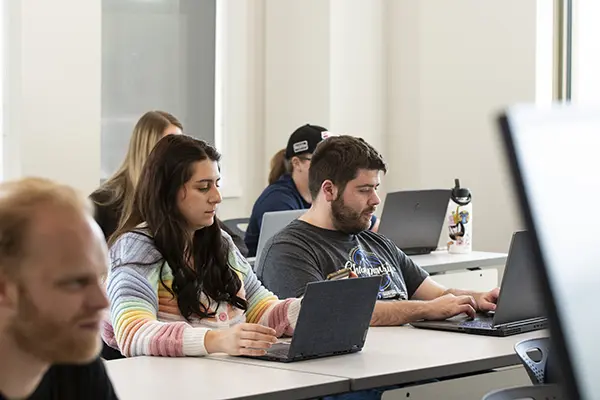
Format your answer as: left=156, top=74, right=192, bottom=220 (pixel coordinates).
left=91, top=110, right=249, bottom=254
left=91, top=110, right=183, bottom=239
left=92, top=112, right=181, bottom=362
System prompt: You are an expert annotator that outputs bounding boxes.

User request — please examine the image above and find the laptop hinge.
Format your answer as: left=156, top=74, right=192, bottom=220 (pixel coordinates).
left=493, top=316, right=547, bottom=328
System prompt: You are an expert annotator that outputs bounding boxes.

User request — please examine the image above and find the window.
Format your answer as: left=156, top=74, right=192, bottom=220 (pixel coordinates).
left=0, top=0, right=4, bottom=180
left=571, top=0, right=600, bottom=104
left=101, top=0, right=216, bottom=179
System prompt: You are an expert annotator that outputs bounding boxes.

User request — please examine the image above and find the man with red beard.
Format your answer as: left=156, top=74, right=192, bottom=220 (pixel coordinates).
left=0, top=178, right=117, bottom=399
left=256, top=135, right=499, bottom=326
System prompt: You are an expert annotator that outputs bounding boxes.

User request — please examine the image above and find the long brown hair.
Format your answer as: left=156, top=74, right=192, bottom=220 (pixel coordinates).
left=111, top=135, right=246, bottom=321
left=268, top=149, right=292, bottom=185
left=95, top=111, right=182, bottom=229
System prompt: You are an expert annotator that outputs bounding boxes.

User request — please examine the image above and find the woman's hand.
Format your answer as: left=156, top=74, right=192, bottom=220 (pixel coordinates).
left=205, top=323, right=278, bottom=356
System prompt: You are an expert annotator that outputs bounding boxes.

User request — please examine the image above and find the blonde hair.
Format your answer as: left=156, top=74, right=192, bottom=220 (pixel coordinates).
left=0, top=177, right=92, bottom=276
left=95, top=110, right=182, bottom=230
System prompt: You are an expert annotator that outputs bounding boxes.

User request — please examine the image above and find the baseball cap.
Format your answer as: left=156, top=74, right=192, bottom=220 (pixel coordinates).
left=285, top=124, right=329, bottom=159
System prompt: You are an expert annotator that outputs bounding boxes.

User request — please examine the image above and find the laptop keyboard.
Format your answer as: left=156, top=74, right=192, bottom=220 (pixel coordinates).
left=266, top=343, right=290, bottom=358
left=459, top=316, right=493, bottom=329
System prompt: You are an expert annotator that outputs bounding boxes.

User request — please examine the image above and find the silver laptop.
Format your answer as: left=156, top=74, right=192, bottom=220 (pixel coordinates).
left=498, top=104, right=600, bottom=399
left=378, top=190, right=451, bottom=255
left=255, top=209, right=305, bottom=261
left=411, top=230, right=547, bottom=336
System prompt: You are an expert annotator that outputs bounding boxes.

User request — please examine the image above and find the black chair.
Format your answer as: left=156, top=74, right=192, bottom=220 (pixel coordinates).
left=101, top=343, right=124, bottom=360
left=514, top=338, right=552, bottom=384
left=220, top=217, right=250, bottom=238
left=219, top=218, right=250, bottom=257
left=482, top=384, right=563, bottom=400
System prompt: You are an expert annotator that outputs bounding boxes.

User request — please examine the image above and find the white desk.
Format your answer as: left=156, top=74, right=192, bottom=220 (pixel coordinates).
left=210, top=326, right=547, bottom=391
left=249, top=251, right=507, bottom=274
left=106, top=356, right=350, bottom=400
left=411, top=251, right=507, bottom=274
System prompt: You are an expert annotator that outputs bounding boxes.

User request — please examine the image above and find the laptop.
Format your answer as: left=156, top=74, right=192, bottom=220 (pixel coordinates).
left=498, top=104, right=600, bottom=399
left=378, top=190, right=451, bottom=255
left=255, top=209, right=305, bottom=261
left=250, top=276, right=382, bottom=362
left=411, top=230, right=547, bottom=336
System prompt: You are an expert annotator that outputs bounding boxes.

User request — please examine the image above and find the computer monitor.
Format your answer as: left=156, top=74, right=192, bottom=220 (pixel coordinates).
left=498, top=104, right=600, bottom=400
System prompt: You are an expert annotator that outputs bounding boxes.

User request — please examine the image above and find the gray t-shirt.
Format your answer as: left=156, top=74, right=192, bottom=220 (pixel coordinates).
left=256, top=220, right=429, bottom=299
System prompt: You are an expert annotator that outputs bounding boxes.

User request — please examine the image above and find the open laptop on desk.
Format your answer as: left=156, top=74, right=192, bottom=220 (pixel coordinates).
left=498, top=104, right=600, bottom=399
left=255, top=209, right=305, bottom=262
left=249, top=276, right=381, bottom=363
left=378, top=190, right=451, bottom=255
left=411, top=230, right=547, bottom=336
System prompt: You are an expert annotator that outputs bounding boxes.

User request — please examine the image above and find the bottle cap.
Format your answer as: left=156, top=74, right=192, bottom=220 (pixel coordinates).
left=451, top=179, right=471, bottom=205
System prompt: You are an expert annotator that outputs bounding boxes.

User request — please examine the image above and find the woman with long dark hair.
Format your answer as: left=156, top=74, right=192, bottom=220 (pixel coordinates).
left=91, top=110, right=248, bottom=256
left=102, top=134, right=300, bottom=357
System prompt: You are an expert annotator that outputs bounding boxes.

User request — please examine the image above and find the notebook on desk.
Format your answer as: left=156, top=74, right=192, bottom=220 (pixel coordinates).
left=249, top=276, right=381, bottom=363
left=411, top=231, right=547, bottom=336
left=378, top=190, right=451, bottom=255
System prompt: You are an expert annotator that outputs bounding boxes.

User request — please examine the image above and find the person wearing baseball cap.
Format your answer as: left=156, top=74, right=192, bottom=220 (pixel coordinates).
left=244, top=124, right=378, bottom=257
left=244, top=124, right=326, bottom=257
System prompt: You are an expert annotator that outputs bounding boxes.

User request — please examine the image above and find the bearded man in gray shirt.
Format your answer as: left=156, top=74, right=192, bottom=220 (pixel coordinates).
left=256, top=135, right=499, bottom=326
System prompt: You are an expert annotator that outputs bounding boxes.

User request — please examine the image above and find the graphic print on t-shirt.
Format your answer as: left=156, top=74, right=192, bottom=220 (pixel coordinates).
left=345, top=246, right=407, bottom=300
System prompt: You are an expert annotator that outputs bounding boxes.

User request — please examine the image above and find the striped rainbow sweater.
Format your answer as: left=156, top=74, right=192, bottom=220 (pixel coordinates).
left=101, top=231, right=300, bottom=357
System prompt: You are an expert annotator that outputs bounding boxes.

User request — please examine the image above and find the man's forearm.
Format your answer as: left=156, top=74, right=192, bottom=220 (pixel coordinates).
left=370, top=300, right=430, bottom=326
left=442, top=288, right=484, bottom=308
left=443, top=288, right=480, bottom=298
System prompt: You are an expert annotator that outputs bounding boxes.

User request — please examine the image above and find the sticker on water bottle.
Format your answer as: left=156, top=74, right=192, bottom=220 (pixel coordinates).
left=448, top=208, right=470, bottom=246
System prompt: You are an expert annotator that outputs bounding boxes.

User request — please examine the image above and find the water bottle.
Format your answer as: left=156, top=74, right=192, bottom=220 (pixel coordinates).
left=446, top=178, right=472, bottom=254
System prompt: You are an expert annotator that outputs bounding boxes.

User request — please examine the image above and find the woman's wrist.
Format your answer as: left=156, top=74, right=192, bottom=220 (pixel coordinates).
left=203, top=330, right=221, bottom=354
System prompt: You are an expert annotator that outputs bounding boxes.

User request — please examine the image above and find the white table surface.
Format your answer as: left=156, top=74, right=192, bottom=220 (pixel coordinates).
left=210, top=326, right=548, bottom=391
left=410, top=251, right=508, bottom=274
left=250, top=251, right=507, bottom=273
left=106, top=356, right=350, bottom=400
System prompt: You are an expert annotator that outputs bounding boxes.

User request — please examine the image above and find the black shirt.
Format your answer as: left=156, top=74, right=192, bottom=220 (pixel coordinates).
left=89, top=188, right=122, bottom=241
left=0, top=358, right=118, bottom=400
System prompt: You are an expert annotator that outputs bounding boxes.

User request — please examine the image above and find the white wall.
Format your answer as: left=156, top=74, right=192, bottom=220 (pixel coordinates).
left=329, top=0, right=386, bottom=152
left=219, top=0, right=553, bottom=254
left=3, top=0, right=553, bottom=254
left=218, top=0, right=389, bottom=219
left=215, top=0, right=266, bottom=211
left=571, top=0, right=600, bottom=104
left=4, top=0, right=101, bottom=194
left=385, top=0, right=551, bottom=252
left=263, top=0, right=331, bottom=174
